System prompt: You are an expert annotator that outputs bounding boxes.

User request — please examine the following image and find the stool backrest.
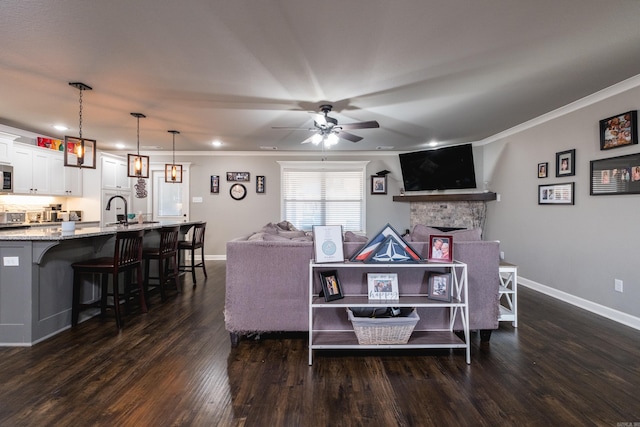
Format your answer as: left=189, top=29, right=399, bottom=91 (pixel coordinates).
left=159, top=226, right=180, bottom=255
left=191, top=222, right=206, bottom=248
left=115, top=230, right=145, bottom=268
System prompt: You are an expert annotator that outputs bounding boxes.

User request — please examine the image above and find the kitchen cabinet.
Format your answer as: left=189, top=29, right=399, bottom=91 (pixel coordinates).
left=0, top=131, right=18, bottom=164
left=11, top=143, right=83, bottom=196
left=13, top=144, right=51, bottom=194
left=101, top=155, right=131, bottom=191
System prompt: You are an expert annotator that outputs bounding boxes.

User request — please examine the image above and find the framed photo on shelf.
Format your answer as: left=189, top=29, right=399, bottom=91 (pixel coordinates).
left=599, top=110, right=637, bottom=150
left=538, top=162, right=548, bottom=178
left=590, top=153, right=640, bottom=195
left=210, top=175, right=219, bottom=194
left=256, top=175, right=265, bottom=193
left=367, top=273, right=399, bottom=300
left=226, top=172, right=250, bottom=182
left=556, top=149, right=575, bottom=177
left=427, top=273, right=452, bottom=302
left=313, top=225, right=344, bottom=263
left=538, top=182, right=575, bottom=205
left=319, top=270, right=344, bottom=302
left=427, top=235, right=453, bottom=262
left=371, top=175, right=387, bottom=194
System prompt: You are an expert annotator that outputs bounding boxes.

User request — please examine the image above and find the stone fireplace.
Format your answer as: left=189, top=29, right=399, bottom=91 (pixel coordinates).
left=393, top=193, right=496, bottom=233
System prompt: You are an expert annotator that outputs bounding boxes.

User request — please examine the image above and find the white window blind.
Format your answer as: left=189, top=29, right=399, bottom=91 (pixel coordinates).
left=279, top=161, right=367, bottom=232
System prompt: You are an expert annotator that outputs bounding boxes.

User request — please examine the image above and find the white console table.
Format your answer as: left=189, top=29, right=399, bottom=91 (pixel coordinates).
left=498, top=261, right=518, bottom=327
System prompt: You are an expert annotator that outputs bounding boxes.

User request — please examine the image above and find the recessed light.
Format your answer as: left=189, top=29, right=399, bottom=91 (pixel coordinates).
left=429, top=141, right=438, bottom=147
left=115, top=143, right=126, bottom=149
left=376, top=146, right=394, bottom=150
left=212, top=140, right=222, bottom=147
left=53, top=124, right=68, bottom=131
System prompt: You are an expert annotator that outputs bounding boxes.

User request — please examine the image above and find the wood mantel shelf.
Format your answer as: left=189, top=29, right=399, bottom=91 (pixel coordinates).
left=392, top=192, right=497, bottom=202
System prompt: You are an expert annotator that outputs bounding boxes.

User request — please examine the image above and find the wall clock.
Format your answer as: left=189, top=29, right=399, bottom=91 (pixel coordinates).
left=230, top=183, right=247, bottom=200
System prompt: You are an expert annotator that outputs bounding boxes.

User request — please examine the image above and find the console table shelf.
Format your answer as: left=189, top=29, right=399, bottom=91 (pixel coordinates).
left=308, top=260, right=470, bottom=365
left=392, top=192, right=497, bottom=202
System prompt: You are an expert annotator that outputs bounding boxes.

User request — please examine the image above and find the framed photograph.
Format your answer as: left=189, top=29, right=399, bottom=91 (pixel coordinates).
left=64, top=136, right=96, bottom=169
left=226, top=172, right=250, bottom=182
left=210, top=175, right=219, bottom=194
left=313, top=225, right=344, bottom=263
left=556, top=149, right=575, bottom=177
left=371, top=175, right=387, bottom=195
left=538, top=162, right=548, bottom=178
left=538, top=182, right=575, bottom=205
left=599, top=110, right=637, bottom=150
left=256, top=175, right=265, bottom=193
left=590, top=153, right=640, bottom=195
left=367, top=273, right=399, bottom=300
left=319, top=270, right=343, bottom=302
left=427, top=273, right=452, bottom=302
left=428, top=235, right=453, bottom=263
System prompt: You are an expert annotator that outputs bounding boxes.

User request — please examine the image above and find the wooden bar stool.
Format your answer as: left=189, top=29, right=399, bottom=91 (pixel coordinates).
left=71, top=229, right=146, bottom=330
left=178, top=222, right=208, bottom=284
left=143, top=225, right=180, bottom=302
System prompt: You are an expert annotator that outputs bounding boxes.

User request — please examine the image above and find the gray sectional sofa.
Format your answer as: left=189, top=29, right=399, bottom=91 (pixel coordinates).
left=225, top=223, right=500, bottom=346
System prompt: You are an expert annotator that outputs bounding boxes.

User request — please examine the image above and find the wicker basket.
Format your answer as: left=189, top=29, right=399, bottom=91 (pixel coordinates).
left=347, top=308, right=419, bottom=345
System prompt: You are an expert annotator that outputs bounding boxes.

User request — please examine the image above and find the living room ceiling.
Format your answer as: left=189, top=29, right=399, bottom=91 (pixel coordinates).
left=1, top=0, right=640, bottom=153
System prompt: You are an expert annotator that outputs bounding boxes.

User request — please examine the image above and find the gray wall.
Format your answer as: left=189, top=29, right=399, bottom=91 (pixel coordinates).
left=147, top=152, right=410, bottom=257
left=484, top=82, right=640, bottom=319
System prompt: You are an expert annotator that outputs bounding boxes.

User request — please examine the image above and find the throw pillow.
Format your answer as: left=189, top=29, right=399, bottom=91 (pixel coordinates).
left=263, top=233, right=294, bottom=241
left=261, top=222, right=279, bottom=235
left=277, top=229, right=306, bottom=239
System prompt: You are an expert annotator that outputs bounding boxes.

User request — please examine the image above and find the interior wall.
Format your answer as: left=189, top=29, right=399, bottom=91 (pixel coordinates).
left=484, top=83, right=640, bottom=319
left=147, top=152, right=410, bottom=257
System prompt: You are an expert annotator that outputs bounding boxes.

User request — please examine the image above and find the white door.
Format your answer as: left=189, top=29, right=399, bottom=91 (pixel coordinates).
left=151, top=166, right=189, bottom=223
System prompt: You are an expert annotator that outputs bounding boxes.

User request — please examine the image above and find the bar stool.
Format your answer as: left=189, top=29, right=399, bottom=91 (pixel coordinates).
left=71, top=229, right=146, bottom=330
left=143, top=225, right=180, bottom=302
left=178, top=222, right=208, bottom=284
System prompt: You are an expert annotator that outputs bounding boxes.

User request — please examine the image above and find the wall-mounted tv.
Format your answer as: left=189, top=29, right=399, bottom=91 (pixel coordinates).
left=399, top=144, right=477, bottom=191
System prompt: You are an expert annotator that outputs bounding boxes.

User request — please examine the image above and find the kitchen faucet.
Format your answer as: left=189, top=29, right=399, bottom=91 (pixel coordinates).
left=105, top=195, right=128, bottom=225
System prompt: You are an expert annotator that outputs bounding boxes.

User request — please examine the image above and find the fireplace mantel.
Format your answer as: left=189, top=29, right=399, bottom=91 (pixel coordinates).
left=392, top=192, right=497, bottom=203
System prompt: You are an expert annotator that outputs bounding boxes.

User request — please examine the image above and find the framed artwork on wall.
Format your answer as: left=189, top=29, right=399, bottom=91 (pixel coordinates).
left=371, top=175, right=387, bottom=194
left=599, top=110, right=637, bottom=150
left=210, top=175, right=219, bottom=194
left=556, top=149, right=575, bottom=177
left=538, top=182, right=575, bottom=205
left=538, top=162, right=548, bottom=178
left=256, top=175, right=265, bottom=193
left=590, top=153, right=640, bottom=195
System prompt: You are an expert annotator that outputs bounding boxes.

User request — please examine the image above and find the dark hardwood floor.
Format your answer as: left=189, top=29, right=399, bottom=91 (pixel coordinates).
left=0, top=261, right=638, bottom=426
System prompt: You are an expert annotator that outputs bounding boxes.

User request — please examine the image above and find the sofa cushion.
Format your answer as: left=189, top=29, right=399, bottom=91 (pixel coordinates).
left=409, top=224, right=442, bottom=242
left=450, top=227, right=482, bottom=241
left=263, top=233, right=295, bottom=241
left=344, top=231, right=368, bottom=243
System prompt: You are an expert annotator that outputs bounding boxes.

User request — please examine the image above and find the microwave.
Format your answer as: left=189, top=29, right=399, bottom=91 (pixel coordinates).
left=0, top=164, right=13, bottom=194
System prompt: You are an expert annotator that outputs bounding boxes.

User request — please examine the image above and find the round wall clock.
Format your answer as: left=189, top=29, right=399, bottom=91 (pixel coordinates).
left=230, top=183, right=247, bottom=200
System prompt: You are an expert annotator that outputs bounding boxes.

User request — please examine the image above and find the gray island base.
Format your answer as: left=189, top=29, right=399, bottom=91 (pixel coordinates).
left=0, top=221, right=201, bottom=346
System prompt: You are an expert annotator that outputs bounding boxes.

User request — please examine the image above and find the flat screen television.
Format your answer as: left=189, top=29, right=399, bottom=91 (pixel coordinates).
left=399, top=144, right=477, bottom=191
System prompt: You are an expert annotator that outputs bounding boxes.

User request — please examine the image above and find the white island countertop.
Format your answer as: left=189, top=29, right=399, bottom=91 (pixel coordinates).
left=0, top=221, right=201, bottom=241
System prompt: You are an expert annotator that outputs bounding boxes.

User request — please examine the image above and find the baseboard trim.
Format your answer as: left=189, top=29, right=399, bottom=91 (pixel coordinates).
left=520, top=277, right=640, bottom=331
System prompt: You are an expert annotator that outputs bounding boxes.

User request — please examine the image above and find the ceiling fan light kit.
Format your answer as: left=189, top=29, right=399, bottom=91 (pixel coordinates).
left=274, top=104, right=380, bottom=148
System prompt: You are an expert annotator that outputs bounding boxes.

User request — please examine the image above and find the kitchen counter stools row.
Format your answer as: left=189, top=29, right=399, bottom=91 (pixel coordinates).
left=71, top=223, right=205, bottom=330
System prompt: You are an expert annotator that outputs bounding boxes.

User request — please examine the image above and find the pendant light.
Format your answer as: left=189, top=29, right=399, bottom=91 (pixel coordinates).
left=165, top=130, right=183, bottom=183
left=127, top=113, right=149, bottom=178
left=64, top=82, right=97, bottom=168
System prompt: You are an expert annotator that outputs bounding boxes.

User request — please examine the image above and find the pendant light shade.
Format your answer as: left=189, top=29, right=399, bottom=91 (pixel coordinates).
left=64, top=82, right=97, bottom=169
left=127, top=112, right=149, bottom=178
left=165, top=130, right=183, bottom=183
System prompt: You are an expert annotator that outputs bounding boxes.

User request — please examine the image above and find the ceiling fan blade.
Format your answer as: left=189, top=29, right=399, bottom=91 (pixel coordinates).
left=338, top=131, right=363, bottom=143
left=312, top=113, right=327, bottom=126
left=339, top=120, right=380, bottom=130
left=300, top=135, right=315, bottom=144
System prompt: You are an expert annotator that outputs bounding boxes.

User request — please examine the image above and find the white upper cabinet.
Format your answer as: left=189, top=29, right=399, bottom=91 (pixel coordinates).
left=101, top=155, right=131, bottom=191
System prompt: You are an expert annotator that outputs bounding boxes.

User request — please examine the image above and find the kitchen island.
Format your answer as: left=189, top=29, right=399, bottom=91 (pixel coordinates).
left=0, top=221, right=202, bottom=346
